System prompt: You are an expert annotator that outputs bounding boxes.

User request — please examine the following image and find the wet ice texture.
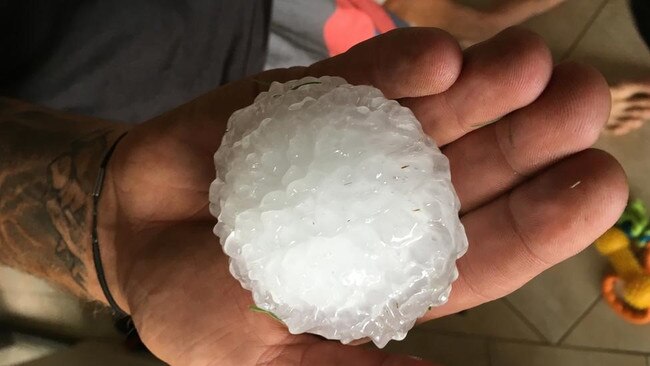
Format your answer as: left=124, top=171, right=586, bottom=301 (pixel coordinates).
left=209, top=76, right=468, bottom=348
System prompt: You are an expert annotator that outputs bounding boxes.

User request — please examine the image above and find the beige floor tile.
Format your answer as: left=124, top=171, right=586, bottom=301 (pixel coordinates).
left=383, top=329, right=490, bottom=366
left=522, top=0, right=608, bottom=60
left=595, top=123, right=650, bottom=206
left=457, top=0, right=607, bottom=60
left=420, top=299, right=541, bottom=341
left=563, top=299, right=650, bottom=353
left=490, top=341, right=646, bottom=366
left=506, top=247, right=608, bottom=343
left=567, top=0, right=650, bottom=82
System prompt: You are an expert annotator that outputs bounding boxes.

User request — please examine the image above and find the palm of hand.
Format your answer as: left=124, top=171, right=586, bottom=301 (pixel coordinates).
left=105, top=28, right=627, bottom=366
left=108, top=113, right=309, bottom=365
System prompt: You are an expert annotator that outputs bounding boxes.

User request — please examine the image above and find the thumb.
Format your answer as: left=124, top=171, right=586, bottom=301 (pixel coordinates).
left=276, top=339, right=439, bottom=366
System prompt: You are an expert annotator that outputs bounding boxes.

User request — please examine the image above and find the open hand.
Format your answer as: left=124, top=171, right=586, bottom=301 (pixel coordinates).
left=99, top=27, right=628, bottom=366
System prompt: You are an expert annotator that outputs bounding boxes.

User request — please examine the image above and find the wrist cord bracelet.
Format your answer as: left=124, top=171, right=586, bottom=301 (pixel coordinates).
left=92, top=132, right=130, bottom=319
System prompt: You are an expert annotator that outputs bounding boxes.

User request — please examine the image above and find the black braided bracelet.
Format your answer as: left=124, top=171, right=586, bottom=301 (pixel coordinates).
left=92, top=132, right=129, bottom=319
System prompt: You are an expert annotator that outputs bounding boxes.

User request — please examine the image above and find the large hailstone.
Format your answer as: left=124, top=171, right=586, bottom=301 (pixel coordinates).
left=209, top=76, right=468, bottom=348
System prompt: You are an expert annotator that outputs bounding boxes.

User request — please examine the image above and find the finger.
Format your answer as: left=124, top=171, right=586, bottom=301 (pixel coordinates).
left=420, top=149, right=628, bottom=321
left=443, top=62, right=611, bottom=213
left=251, top=28, right=463, bottom=99
left=273, top=338, right=437, bottom=366
left=307, top=27, right=462, bottom=99
left=168, top=28, right=463, bottom=155
left=402, top=27, right=553, bottom=146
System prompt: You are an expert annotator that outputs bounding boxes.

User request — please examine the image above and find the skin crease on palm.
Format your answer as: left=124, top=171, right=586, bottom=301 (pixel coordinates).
left=92, top=27, right=629, bottom=366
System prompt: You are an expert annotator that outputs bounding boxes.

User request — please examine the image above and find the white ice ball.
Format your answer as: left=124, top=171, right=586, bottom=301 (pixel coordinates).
left=209, top=76, right=467, bottom=348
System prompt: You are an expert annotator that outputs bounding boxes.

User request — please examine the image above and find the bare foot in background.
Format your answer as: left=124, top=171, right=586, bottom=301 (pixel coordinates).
left=384, top=0, right=566, bottom=46
left=606, top=81, right=650, bottom=135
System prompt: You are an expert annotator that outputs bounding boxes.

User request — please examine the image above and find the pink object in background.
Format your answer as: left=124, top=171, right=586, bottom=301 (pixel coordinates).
left=323, top=0, right=397, bottom=56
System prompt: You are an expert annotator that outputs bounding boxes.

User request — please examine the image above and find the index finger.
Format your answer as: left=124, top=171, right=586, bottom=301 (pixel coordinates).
left=174, top=27, right=463, bottom=154
left=307, top=27, right=462, bottom=99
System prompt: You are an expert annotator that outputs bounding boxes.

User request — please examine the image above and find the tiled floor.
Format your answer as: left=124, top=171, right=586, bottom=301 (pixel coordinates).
left=388, top=0, right=650, bottom=365
left=1, top=0, right=649, bottom=365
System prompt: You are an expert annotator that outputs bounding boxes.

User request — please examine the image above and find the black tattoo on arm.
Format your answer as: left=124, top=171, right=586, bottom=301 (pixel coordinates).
left=0, top=98, right=123, bottom=297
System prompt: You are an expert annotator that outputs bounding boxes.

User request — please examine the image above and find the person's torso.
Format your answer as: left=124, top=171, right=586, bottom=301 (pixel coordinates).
left=0, top=0, right=271, bottom=122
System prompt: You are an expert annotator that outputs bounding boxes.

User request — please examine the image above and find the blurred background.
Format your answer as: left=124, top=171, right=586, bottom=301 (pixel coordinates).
left=1, top=0, right=649, bottom=365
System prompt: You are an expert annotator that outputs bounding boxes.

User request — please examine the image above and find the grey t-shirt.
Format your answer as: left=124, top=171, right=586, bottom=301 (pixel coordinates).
left=265, top=0, right=408, bottom=70
left=0, top=0, right=271, bottom=122
left=265, top=0, right=333, bottom=70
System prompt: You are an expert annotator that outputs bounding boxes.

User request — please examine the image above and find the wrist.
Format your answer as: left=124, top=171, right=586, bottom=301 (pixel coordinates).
left=87, top=131, right=132, bottom=314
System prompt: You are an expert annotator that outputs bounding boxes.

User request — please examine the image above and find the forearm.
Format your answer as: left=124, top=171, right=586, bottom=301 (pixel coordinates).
left=0, top=97, right=128, bottom=300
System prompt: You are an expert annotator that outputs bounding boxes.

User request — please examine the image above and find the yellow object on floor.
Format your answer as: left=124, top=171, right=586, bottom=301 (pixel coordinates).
left=595, top=227, right=643, bottom=280
left=595, top=227, right=650, bottom=323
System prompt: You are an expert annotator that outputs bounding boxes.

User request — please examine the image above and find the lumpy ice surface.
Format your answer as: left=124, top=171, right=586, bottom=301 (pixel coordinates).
left=209, top=76, right=468, bottom=347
